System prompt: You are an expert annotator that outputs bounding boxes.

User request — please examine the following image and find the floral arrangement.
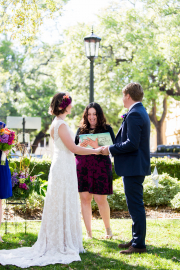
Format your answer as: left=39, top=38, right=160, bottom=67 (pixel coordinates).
left=59, top=94, right=71, bottom=110
left=9, top=144, right=46, bottom=200
left=0, top=121, right=15, bottom=165
left=10, top=167, right=44, bottom=199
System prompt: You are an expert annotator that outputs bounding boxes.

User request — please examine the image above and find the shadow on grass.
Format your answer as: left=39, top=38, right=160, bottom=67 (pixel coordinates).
left=0, top=232, right=37, bottom=250
left=0, top=235, right=179, bottom=270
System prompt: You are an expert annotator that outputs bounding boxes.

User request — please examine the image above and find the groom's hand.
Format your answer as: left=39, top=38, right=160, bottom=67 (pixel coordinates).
left=101, top=146, right=109, bottom=155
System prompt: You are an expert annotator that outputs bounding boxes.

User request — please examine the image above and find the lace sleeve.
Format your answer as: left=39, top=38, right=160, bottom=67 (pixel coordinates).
left=54, top=120, right=68, bottom=141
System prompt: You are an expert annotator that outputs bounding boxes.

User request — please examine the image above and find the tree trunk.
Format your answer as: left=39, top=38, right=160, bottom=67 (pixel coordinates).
left=31, top=126, right=49, bottom=153
left=156, top=122, right=164, bottom=145
left=149, top=96, right=167, bottom=146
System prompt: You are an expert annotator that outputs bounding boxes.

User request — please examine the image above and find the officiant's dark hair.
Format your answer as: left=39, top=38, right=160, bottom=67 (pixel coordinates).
left=123, top=82, right=144, bottom=101
left=49, top=92, right=72, bottom=116
left=79, top=102, right=108, bottom=134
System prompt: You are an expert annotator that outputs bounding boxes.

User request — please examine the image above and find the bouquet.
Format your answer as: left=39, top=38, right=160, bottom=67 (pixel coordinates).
left=0, top=121, right=15, bottom=165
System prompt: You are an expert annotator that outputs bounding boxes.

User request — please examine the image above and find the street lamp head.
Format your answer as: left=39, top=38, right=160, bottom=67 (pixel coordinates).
left=84, top=28, right=101, bottom=61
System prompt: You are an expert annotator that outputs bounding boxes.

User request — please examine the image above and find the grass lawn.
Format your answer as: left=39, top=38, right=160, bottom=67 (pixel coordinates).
left=0, top=219, right=180, bottom=270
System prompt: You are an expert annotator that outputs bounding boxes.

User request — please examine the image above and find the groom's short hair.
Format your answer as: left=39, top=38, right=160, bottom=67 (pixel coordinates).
left=123, top=82, right=144, bottom=101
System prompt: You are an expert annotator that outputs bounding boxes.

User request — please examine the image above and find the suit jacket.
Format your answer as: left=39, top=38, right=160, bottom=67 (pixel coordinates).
left=109, top=103, right=151, bottom=176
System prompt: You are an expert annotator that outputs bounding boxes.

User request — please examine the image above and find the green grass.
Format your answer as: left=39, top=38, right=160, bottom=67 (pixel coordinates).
left=0, top=219, right=180, bottom=270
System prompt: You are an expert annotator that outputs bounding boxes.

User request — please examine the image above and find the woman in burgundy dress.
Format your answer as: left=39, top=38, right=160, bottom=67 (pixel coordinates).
left=75, top=103, right=115, bottom=239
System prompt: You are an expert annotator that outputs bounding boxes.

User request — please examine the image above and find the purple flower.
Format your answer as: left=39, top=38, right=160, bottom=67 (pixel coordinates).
left=19, top=183, right=28, bottom=190
left=0, top=134, right=9, bottom=143
left=11, top=173, right=19, bottom=188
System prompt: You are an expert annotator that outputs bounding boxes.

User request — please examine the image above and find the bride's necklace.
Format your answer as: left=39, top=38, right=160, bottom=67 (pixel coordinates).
left=56, top=116, right=64, bottom=120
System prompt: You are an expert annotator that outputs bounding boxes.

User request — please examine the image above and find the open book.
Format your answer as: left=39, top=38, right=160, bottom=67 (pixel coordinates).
left=79, top=132, right=113, bottom=149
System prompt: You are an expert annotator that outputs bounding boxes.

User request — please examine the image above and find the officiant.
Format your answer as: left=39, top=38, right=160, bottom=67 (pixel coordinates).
left=75, top=103, right=115, bottom=239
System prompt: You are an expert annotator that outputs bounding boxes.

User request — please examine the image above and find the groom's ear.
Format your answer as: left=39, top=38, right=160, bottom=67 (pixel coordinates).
left=126, top=94, right=131, bottom=100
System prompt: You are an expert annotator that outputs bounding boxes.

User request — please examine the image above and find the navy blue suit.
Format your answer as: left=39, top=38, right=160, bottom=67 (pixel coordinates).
left=109, top=102, right=151, bottom=249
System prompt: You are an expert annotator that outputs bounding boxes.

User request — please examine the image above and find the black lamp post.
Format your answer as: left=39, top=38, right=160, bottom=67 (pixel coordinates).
left=84, top=28, right=101, bottom=103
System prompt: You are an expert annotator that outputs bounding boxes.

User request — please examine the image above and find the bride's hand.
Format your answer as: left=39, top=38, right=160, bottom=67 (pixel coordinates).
left=94, top=147, right=104, bottom=155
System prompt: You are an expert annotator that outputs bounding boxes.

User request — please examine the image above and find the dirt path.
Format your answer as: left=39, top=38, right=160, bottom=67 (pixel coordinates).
left=2, top=205, right=180, bottom=222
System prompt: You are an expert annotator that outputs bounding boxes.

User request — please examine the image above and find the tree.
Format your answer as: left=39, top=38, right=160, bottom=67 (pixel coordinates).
left=56, top=24, right=124, bottom=134
left=0, top=0, right=69, bottom=44
left=95, top=0, right=180, bottom=144
left=0, top=39, right=62, bottom=152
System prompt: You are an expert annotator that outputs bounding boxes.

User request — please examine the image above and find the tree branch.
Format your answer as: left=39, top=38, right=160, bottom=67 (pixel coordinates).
left=160, top=96, right=167, bottom=125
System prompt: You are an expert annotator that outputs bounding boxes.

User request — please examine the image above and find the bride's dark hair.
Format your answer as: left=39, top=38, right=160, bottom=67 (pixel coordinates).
left=49, top=92, right=72, bottom=116
left=79, top=102, right=107, bottom=134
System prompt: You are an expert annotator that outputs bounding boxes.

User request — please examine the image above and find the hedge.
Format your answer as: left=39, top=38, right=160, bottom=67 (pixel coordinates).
left=112, top=157, right=180, bottom=180
left=15, top=173, right=180, bottom=213
left=9, top=156, right=180, bottom=181
left=91, top=173, right=180, bottom=211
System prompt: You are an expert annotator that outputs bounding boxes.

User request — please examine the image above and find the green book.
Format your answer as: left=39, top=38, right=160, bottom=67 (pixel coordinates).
left=79, top=132, right=113, bottom=149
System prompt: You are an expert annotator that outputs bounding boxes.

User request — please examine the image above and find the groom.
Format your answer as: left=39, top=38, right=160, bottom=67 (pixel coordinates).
left=102, top=82, right=151, bottom=254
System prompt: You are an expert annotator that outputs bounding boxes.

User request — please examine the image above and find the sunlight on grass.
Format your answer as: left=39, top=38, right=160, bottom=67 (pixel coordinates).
left=0, top=219, right=180, bottom=270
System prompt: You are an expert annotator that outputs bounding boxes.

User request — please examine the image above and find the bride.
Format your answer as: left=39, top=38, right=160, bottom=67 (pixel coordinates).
left=0, top=92, right=102, bottom=268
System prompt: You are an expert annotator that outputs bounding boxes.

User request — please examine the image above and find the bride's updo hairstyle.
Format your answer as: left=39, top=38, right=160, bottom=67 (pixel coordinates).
left=49, top=92, right=72, bottom=116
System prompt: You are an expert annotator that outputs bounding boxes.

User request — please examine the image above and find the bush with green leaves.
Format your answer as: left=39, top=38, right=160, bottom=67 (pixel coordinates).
left=13, top=192, right=45, bottom=215
left=92, top=173, right=180, bottom=211
left=112, top=158, right=180, bottom=181
left=150, top=157, right=180, bottom=180
left=9, top=157, right=180, bottom=182
left=143, top=173, right=180, bottom=206
left=170, top=192, right=180, bottom=211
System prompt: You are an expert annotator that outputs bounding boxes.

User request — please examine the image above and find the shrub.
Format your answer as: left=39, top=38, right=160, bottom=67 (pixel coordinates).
left=9, top=157, right=180, bottom=182
left=113, top=158, right=180, bottom=181
left=171, top=192, right=180, bottom=210
left=143, top=173, right=180, bottom=206
left=151, top=157, right=180, bottom=180
left=13, top=191, right=45, bottom=215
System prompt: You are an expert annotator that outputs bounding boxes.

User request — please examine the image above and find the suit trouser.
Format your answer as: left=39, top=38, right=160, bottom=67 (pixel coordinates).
left=123, top=176, right=146, bottom=249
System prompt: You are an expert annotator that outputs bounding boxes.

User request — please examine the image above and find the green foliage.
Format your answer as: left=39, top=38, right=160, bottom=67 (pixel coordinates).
left=92, top=173, right=180, bottom=211
left=0, top=143, right=12, bottom=151
left=10, top=157, right=180, bottom=183
left=11, top=175, right=45, bottom=200
left=0, top=0, right=69, bottom=44
left=10, top=157, right=51, bottom=181
left=10, top=156, right=47, bottom=200
left=151, top=157, right=180, bottom=179
left=0, top=39, right=59, bottom=147
left=13, top=191, right=45, bottom=214
left=143, top=173, right=180, bottom=206
left=171, top=192, right=180, bottom=210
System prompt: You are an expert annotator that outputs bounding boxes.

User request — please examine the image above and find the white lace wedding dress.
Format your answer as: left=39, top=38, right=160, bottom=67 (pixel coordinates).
left=0, top=119, right=84, bottom=268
